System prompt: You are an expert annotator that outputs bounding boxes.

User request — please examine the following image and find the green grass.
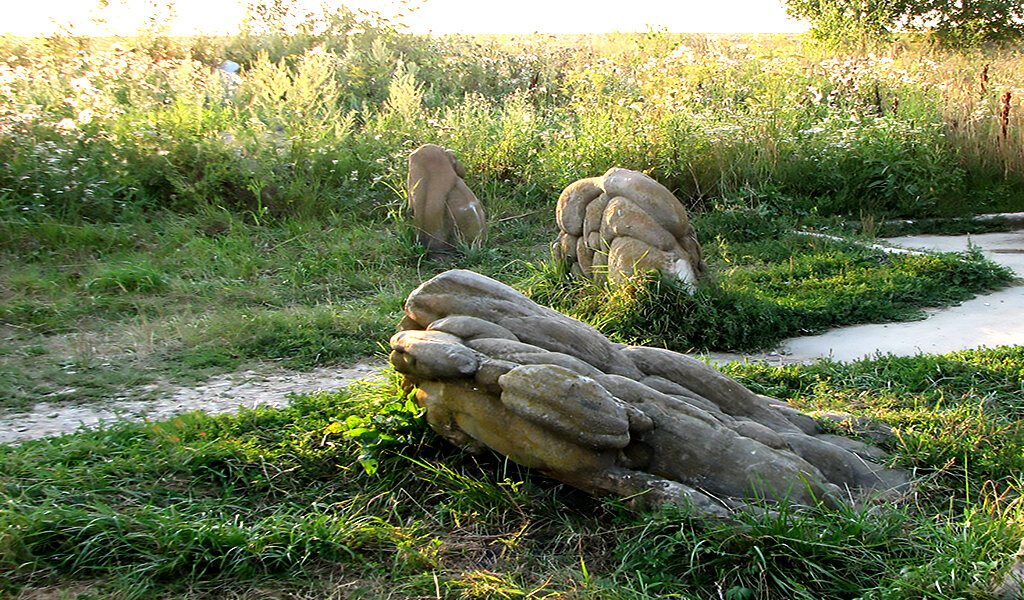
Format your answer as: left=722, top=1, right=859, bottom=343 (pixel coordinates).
left=525, top=210, right=1015, bottom=352
left=723, top=347, right=1024, bottom=482
left=3, top=351, right=1024, bottom=599
left=4, top=30, right=1024, bottom=224
left=0, top=27, right=1020, bottom=411
left=2, top=25, right=1024, bottom=600
left=0, top=199, right=553, bottom=411
left=2, top=206, right=1012, bottom=412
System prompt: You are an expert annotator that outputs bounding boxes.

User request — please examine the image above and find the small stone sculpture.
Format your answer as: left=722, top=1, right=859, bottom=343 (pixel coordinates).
left=390, top=270, right=907, bottom=516
left=407, top=144, right=487, bottom=254
left=555, top=168, right=707, bottom=287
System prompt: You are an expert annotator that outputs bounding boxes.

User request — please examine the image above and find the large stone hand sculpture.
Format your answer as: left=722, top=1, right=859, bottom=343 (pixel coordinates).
left=407, top=144, right=487, bottom=255
left=389, top=270, right=907, bottom=517
left=555, top=168, right=707, bottom=287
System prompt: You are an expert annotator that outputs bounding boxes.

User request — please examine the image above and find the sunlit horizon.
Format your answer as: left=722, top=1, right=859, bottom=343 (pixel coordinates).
left=2, top=0, right=810, bottom=37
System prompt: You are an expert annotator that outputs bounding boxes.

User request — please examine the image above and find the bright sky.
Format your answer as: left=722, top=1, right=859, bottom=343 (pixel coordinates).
left=2, top=0, right=810, bottom=37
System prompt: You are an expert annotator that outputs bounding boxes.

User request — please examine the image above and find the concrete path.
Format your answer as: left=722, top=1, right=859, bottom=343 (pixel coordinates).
left=706, top=231, right=1024, bottom=364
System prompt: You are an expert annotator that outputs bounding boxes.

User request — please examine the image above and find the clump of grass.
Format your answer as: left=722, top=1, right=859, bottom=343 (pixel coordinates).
left=173, top=302, right=401, bottom=370
left=84, top=262, right=168, bottom=294
left=608, top=502, right=913, bottom=599
left=724, top=347, right=1024, bottom=483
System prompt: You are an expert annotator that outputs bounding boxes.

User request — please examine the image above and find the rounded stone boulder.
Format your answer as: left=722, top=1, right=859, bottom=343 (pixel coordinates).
left=554, top=168, right=707, bottom=288
left=407, top=144, right=487, bottom=254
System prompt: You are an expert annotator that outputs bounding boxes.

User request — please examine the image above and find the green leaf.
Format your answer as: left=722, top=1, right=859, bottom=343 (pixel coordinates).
left=358, top=458, right=379, bottom=476
left=322, top=421, right=345, bottom=435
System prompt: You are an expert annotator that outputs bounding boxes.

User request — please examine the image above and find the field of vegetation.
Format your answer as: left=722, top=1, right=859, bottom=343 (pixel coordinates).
left=2, top=6, right=1024, bottom=598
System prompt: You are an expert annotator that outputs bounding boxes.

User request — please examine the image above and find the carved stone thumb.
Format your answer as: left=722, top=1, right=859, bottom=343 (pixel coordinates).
left=407, top=144, right=487, bottom=254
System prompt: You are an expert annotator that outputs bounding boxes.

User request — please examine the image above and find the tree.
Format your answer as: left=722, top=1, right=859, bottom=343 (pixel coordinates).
left=922, top=0, right=1024, bottom=45
left=783, top=0, right=1024, bottom=47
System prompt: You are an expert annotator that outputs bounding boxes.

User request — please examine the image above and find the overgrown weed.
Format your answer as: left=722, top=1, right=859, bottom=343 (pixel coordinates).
left=3, top=29, right=1024, bottom=221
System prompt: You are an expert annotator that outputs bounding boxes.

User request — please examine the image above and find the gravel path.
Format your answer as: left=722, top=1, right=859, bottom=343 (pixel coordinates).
left=0, top=360, right=384, bottom=444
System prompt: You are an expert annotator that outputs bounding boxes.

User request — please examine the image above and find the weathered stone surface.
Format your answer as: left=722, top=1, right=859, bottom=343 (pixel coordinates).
left=994, top=539, right=1024, bottom=600
left=554, top=168, right=707, bottom=287
left=407, top=144, right=486, bottom=254
left=415, top=380, right=609, bottom=473
left=390, top=329, right=480, bottom=379
left=499, top=364, right=631, bottom=450
left=427, top=315, right=519, bottom=342
left=556, top=178, right=603, bottom=237
left=390, top=269, right=908, bottom=516
left=465, top=337, right=606, bottom=379
left=401, top=269, right=627, bottom=375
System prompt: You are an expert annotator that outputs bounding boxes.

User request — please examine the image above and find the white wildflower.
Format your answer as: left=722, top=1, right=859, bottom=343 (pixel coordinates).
left=69, top=77, right=92, bottom=91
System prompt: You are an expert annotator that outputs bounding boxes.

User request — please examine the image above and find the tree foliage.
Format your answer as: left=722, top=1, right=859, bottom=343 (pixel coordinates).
left=784, top=0, right=1024, bottom=46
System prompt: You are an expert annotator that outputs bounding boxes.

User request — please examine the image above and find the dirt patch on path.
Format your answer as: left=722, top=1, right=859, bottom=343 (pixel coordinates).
left=0, top=360, right=385, bottom=444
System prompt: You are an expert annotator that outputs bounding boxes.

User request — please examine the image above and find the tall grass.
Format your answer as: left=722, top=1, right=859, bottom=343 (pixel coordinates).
left=1, top=28, right=1023, bottom=222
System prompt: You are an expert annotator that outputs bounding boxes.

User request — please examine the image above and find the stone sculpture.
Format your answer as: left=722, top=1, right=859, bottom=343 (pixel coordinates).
left=407, top=144, right=487, bottom=254
left=389, top=269, right=907, bottom=516
left=554, top=168, right=708, bottom=287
